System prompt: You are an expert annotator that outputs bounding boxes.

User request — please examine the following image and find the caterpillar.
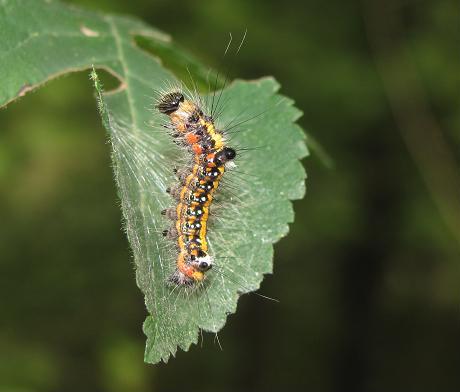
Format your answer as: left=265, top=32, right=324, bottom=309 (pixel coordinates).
left=157, top=91, right=236, bottom=286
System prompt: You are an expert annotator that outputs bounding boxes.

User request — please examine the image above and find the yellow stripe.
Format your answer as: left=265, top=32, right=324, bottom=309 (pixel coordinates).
left=176, top=162, right=200, bottom=253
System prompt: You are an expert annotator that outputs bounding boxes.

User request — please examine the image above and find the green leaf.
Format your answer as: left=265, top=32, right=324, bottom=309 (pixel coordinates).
left=1, top=0, right=308, bottom=363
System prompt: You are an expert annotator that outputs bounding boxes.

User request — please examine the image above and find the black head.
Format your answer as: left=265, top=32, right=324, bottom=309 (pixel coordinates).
left=157, top=92, right=184, bottom=114
left=215, top=147, right=236, bottom=164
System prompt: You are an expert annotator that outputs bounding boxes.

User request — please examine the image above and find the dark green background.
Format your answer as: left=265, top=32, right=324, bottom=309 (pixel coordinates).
left=1, top=0, right=459, bottom=391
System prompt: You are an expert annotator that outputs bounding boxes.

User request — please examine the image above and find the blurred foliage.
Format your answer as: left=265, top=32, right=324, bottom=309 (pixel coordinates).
left=0, top=0, right=459, bottom=391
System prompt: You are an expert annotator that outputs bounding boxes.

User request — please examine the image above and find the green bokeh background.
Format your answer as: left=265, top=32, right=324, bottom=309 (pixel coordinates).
left=0, top=0, right=459, bottom=391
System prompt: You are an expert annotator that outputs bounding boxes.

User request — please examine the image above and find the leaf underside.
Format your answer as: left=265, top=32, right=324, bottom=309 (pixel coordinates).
left=1, top=0, right=308, bottom=363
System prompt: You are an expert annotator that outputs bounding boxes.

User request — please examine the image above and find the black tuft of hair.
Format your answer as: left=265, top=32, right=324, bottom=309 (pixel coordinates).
left=215, top=147, right=237, bottom=164
left=157, top=92, right=184, bottom=114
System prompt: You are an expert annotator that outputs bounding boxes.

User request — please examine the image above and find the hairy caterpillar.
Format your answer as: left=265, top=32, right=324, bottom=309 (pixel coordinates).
left=157, top=91, right=236, bottom=286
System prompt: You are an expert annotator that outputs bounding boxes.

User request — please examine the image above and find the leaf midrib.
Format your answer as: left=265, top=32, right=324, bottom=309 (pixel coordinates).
left=106, top=16, right=156, bottom=308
